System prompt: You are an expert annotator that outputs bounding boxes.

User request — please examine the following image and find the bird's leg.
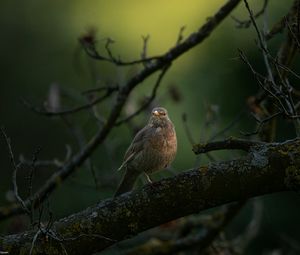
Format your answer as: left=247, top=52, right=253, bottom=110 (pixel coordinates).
left=144, top=173, right=153, bottom=184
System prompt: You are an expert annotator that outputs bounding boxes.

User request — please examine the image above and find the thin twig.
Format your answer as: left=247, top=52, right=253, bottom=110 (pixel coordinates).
left=141, top=35, right=150, bottom=61
left=176, top=26, right=186, bottom=45
left=243, top=0, right=274, bottom=83
left=29, top=229, right=42, bottom=255
left=208, top=109, right=246, bottom=142
left=242, top=0, right=300, bottom=136
left=81, top=85, right=118, bottom=95
left=115, top=64, right=171, bottom=126
left=238, top=49, right=291, bottom=116
left=1, top=127, right=30, bottom=214
left=21, top=86, right=116, bottom=117
left=27, top=147, right=41, bottom=224
left=182, top=113, right=196, bottom=145
left=60, top=117, right=100, bottom=189
left=232, top=0, right=268, bottom=28
left=81, top=37, right=161, bottom=66
left=241, top=111, right=282, bottom=136
left=285, top=16, right=300, bottom=49
left=19, top=145, right=72, bottom=168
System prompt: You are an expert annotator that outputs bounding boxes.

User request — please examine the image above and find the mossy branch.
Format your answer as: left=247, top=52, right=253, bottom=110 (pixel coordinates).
left=1, top=138, right=300, bottom=255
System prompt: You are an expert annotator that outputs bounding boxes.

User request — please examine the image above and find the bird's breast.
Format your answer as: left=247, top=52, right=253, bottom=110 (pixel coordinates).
left=155, top=127, right=162, bottom=133
left=150, top=126, right=176, bottom=150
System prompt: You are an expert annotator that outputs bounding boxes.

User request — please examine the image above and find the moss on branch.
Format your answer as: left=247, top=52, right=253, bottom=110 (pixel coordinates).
left=1, top=139, right=300, bottom=255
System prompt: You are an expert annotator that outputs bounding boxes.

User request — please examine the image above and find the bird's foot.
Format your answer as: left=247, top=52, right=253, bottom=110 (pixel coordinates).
left=144, top=173, right=153, bottom=184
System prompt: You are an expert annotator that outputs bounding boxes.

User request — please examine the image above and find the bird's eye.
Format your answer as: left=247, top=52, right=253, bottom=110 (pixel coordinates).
left=160, top=111, right=166, bottom=116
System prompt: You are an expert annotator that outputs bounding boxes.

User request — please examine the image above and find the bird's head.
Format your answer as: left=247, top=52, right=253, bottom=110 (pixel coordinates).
left=149, top=107, right=170, bottom=127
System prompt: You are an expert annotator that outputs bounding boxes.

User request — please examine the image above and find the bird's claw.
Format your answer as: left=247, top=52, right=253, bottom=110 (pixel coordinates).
left=145, top=173, right=153, bottom=184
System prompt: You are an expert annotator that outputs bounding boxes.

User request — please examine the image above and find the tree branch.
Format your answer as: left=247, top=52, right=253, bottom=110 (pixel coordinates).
left=115, top=64, right=171, bottom=126
left=21, top=85, right=117, bottom=116
left=192, top=137, right=265, bottom=154
left=0, top=0, right=241, bottom=221
left=124, top=201, right=246, bottom=255
left=1, top=138, right=299, bottom=255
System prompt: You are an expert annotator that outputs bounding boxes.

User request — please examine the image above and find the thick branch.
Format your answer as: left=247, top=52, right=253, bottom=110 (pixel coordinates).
left=192, top=137, right=265, bottom=154
left=1, top=139, right=299, bottom=255
left=0, top=0, right=241, bottom=221
left=125, top=201, right=246, bottom=255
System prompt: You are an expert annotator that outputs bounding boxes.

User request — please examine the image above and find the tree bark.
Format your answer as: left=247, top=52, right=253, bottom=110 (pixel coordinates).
left=1, top=138, right=300, bottom=255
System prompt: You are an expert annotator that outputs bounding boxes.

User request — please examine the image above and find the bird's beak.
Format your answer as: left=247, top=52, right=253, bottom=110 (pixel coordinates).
left=153, top=110, right=160, bottom=116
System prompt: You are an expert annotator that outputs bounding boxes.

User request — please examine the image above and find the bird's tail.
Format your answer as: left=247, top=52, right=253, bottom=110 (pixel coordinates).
left=114, top=168, right=140, bottom=197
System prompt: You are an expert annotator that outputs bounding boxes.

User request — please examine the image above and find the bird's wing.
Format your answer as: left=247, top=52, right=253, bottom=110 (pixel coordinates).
left=117, top=153, right=134, bottom=171
left=118, top=125, right=154, bottom=171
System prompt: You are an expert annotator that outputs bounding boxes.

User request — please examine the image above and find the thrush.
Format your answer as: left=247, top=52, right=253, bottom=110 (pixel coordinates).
left=114, top=107, right=177, bottom=196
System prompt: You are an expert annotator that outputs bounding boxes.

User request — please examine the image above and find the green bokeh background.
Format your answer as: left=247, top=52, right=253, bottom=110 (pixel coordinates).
left=1, top=0, right=300, bottom=253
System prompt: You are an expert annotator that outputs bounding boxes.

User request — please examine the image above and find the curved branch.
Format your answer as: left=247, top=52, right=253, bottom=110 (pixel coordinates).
left=231, top=0, right=269, bottom=28
left=0, top=0, right=241, bottom=221
left=1, top=138, right=299, bottom=255
left=115, top=64, right=171, bottom=126
left=21, top=86, right=117, bottom=116
left=192, top=137, right=265, bottom=154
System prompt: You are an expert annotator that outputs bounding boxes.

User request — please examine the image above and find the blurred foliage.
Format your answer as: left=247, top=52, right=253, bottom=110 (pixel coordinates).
left=1, top=0, right=300, bottom=254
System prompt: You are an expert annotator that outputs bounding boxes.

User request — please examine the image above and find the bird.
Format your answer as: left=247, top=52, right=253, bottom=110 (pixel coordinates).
left=114, top=107, right=177, bottom=197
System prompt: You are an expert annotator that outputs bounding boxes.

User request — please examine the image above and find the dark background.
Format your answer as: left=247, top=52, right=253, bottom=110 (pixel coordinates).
left=1, top=1, right=300, bottom=254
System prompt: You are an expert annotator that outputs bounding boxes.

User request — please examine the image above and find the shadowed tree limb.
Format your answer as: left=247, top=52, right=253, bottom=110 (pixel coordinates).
left=124, top=201, right=246, bottom=255
left=192, top=137, right=266, bottom=154
left=0, top=0, right=242, bottom=222
left=1, top=138, right=300, bottom=255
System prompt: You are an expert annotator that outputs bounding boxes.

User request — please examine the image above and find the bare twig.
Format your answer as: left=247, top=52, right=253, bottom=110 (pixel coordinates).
left=29, top=229, right=42, bottom=255
left=81, top=36, right=161, bottom=66
left=176, top=26, right=186, bottom=45
left=241, top=111, right=282, bottom=136
left=264, top=1, right=299, bottom=42
left=81, top=84, right=118, bottom=95
left=60, top=117, right=100, bottom=189
left=232, top=0, right=268, bottom=28
left=20, top=145, right=72, bottom=168
left=1, top=127, right=30, bottom=215
left=27, top=148, right=41, bottom=198
left=238, top=49, right=291, bottom=116
left=242, top=0, right=274, bottom=83
left=21, top=86, right=117, bottom=117
left=182, top=113, right=196, bottom=145
left=26, top=147, right=42, bottom=224
left=240, top=0, right=300, bottom=136
left=285, top=16, right=300, bottom=49
left=208, top=109, right=246, bottom=142
left=115, top=64, right=171, bottom=126
left=141, top=35, right=150, bottom=61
